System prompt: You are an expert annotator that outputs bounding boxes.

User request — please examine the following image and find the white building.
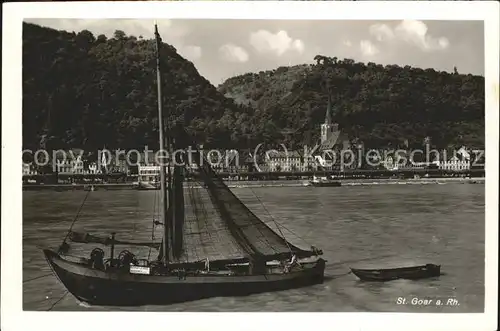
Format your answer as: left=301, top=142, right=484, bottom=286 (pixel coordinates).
left=23, top=163, right=37, bottom=175
left=266, top=150, right=302, bottom=172
left=138, top=165, right=161, bottom=183
left=391, top=161, right=438, bottom=170
left=438, top=146, right=471, bottom=171
left=439, top=155, right=470, bottom=171
left=87, top=162, right=101, bottom=174
left=56, top=158, right=84, bottom=174
left=302, top=155, right=319, bottom=172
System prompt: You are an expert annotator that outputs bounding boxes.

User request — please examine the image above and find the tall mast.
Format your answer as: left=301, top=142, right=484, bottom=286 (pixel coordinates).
left=154, top=23, right=169, bottom=266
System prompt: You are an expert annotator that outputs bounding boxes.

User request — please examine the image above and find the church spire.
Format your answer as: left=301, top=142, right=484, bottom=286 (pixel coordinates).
left=325, top=92, right=332, bottom=125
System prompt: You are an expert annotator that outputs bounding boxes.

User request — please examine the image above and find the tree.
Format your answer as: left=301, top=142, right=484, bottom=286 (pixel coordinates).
left=113, top=30, right=126, bottom=39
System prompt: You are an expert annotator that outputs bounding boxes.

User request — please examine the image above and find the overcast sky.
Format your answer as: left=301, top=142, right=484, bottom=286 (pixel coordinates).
left=26, top=19, right=484, bottom=85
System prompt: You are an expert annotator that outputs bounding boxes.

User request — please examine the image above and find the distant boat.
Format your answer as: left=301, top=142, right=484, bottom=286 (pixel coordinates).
left=309, top=175, right=341, bottom=187
left=350, top=264, right=441, bottom=281
left=43, top=23, right=326, bottom=307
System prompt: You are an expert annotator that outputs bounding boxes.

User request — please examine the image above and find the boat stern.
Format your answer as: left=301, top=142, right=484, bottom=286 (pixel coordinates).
left=311, top=257, right=327, bottom=283
left=43, top=249, right=60, bottom=267
left=43, top=248, right=68, bottom=281
left=42, top=248, right=69, bottom=288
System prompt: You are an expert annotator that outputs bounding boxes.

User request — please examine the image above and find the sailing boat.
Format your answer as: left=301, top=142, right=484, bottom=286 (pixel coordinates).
left=43, top=24, right=326, bottom=306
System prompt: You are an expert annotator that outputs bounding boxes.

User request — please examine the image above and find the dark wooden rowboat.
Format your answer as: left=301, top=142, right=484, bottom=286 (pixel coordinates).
left=350, top=264, right=441, bottom=281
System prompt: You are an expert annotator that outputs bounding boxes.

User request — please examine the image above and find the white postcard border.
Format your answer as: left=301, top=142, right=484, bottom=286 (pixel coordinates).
left=2, top=1, right=498, bottom=331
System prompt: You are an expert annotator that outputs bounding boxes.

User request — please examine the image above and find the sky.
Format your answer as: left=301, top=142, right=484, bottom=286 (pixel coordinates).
left=26, top=19, right=484, bottom=85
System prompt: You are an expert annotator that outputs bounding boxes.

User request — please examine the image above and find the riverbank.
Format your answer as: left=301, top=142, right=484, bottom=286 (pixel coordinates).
left=22, top=183, right=137, bottom=191
left=337, top=177, right=485, bottom=186
left=22, top=177, right=485, bottom=191
left=228, top=177, right=485, bottom=188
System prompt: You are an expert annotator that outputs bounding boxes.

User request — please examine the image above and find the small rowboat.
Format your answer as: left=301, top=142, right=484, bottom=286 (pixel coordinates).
left=350, top=264, right=441, bottom=281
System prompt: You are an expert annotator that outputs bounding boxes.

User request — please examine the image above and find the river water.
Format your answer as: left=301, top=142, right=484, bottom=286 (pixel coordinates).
left=23, top=182, right=485, bottom=312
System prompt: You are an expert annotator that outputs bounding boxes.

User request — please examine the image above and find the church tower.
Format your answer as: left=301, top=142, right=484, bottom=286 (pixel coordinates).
left=320, top=93, right=339, bottom=143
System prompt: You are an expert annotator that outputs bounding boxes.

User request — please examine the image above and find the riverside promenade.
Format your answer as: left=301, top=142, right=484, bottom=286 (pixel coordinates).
left=23, top=168, right=485, bottom=182
left=22, top=177, right=485, bottom=191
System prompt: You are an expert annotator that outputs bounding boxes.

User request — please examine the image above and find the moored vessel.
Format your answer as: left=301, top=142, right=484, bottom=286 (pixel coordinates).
left=308, top=175, right=341, bottom=187
left=350, top=264, right=441, bottom=281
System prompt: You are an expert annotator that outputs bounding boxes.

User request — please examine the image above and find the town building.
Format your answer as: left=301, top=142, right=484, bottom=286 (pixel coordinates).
left=382, top=146, right=472, bottom=172
left=87, top=162, right=101, bottom=174
left=23, top=163, right=37, bottom=175
left=209, top=149, right=240, bottom=173
left=55, top=151, right=85, bottom=174
left=136, top=150, right=160, bottom=184
left=253, top=152, right=270, bottom=172
left=436, top=146, right=471, bottom=171
left=51, top=149, right=86, bottom=175
left=240, top=151, right=256, bottom=173
left=253, top=94, right=355, bottom=173
left=98, top=149, right=130, bottom=174
left=23, top=163, right=30, bottom=175
left=138, top=165, right=161, bottom=183
left=112, top=155, right=130, bottom=174
left=439, top=155, right=470, bottom=171
left=265, top=150, right=302, bottom=172
left=380, top=148, right=439, bottom=170
left=55, top=159, right=85, bottom=174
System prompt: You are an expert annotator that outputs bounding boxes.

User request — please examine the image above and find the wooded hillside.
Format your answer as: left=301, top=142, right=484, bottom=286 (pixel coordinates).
left=23, top=22, right=254, bottom=151
left=218, top=56, right=485, bottom=150
left=23, top=23, right=484, bottom=152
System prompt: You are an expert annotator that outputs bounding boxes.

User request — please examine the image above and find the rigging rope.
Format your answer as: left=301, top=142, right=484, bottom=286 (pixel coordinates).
left=46, top=291, right=68, bottom=311
left=268, top=219, right=312, bottom=247
left=187, top=180, right=210, bottom=260
left=174, top=129, right=284, bottom=258
left=191, top=180, right=244, bottom=260
left=247, top=187, right=293, bottom=256
left=61, top=189, right=91, bottom=246
left=148, top=189, right=159, bottom=260
left=23, top=273, right=53, bottom=283
left=269, top=192, right=336, bottom=248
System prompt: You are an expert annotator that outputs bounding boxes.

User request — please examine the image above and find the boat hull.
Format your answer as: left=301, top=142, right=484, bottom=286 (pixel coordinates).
left=350, top=264, right=441, bottom=281
left=44, top=249, right=325, bottom=306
